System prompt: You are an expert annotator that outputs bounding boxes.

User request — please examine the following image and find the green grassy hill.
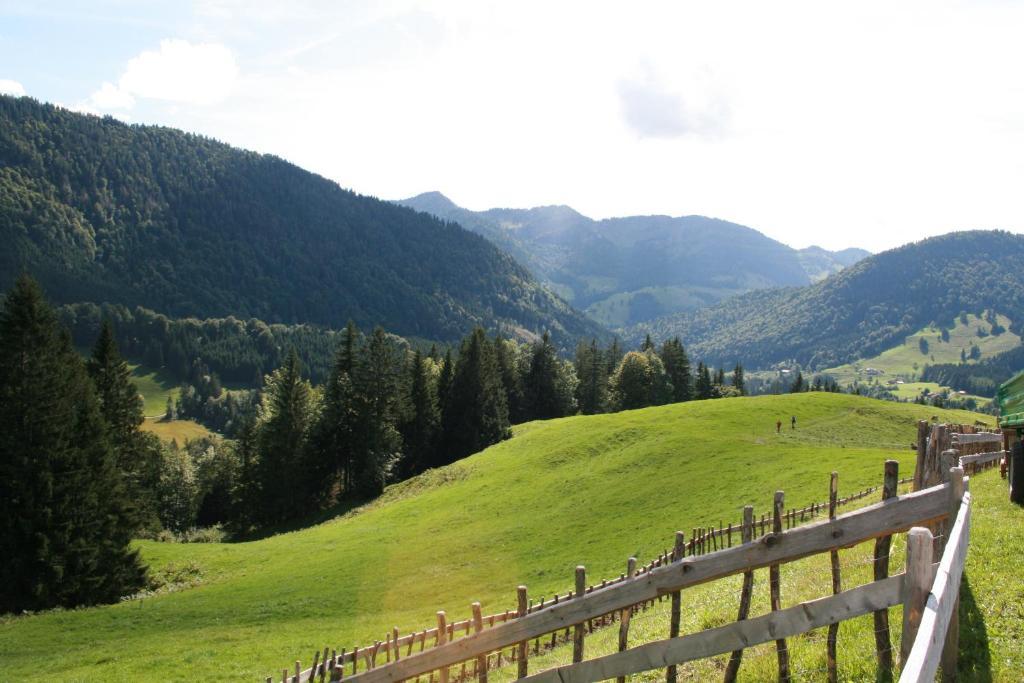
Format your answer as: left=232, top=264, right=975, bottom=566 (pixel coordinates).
left=0, top=394, right=1005, bottom=680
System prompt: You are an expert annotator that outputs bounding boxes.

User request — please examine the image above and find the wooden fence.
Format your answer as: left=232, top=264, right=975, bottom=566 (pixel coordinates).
left=273, top=423, right=992, bottom=683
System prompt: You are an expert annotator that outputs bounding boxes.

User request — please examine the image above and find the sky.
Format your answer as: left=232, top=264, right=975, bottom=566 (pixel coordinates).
left=1, top=0, right=1023, bottom=252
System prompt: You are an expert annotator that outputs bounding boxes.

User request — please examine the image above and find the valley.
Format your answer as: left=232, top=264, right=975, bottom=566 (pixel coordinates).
left=0, top=394, right=1007, bottom=681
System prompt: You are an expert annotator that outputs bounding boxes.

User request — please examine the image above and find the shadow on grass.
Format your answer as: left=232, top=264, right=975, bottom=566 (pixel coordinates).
left=230, top=495, right=373, bottom=542
left=956, top=573, right=992, bottom=682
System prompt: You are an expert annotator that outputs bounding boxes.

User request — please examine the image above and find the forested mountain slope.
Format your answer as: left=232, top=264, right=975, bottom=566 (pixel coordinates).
left=629, top=230, right=1024, bottom=370
left=397, top=192, right=868, bottom=326
left=0, top=97, right=603, bottom=346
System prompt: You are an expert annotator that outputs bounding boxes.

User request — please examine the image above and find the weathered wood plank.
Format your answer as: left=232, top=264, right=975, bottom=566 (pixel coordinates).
left=572, top=567, right=585, bottom=663
left=770, top=491, right=791, bottom=681
left=958, top=450, right=1004, bottom=467
left=827, top=471, right=841, bottom=683
left=873, top=460, right=898, bottom=674
left=899, top=491, right=971, bottom=683
left=344, top=485, right=952, bottom=683
left=520, top=576, right=906, bottom=683
left=950, top=432, right=1001, bottom=445
left=723, top=505, right=755, bottom=683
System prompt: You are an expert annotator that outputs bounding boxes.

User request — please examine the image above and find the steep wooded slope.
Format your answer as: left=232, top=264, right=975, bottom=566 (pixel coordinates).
left=0, top=97, right=604, bottom=346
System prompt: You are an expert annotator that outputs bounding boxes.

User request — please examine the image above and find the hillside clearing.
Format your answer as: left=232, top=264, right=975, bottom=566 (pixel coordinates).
left=0, top=394, right=997, bottom=680
left=140, top=418, right=217, bottom=444
left=825, top=312, right=1019, bottom=388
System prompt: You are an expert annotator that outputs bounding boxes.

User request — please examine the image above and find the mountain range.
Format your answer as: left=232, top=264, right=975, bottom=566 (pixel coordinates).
left=627, top=230, right=1024, bottom=371
left=397, top=191, right=869, bottom=327
left=0, top=96, right=604, bottom=347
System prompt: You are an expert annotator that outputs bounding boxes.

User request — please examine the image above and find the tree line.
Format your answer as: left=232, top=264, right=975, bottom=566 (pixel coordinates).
left=0, top=276, right=752, bottom=612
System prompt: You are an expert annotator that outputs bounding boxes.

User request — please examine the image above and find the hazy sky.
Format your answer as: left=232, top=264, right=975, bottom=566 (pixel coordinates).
left=2, top=1, right=1022, bottom=252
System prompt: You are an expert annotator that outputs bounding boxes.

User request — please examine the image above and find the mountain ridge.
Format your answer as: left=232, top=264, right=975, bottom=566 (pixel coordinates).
left=397, top=191, right=869, bottom=327
left=0, top=96, right=606, bottom=347
left=627, top=229, right=1024, bottom=371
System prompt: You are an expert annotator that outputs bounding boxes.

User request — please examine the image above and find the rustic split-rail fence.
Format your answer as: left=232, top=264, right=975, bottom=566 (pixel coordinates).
left=271, top=421, right=1004, bottom=683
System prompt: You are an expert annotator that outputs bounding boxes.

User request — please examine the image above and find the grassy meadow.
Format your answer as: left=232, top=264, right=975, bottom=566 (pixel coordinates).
left=825, top=312, right=1019, bottom=390
left=0, top=394, right=1006, bottom=681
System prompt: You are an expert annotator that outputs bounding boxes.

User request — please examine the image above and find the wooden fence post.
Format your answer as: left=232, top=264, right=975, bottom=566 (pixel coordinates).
left=667, top=531, right=685, bottom=683
left=873, top=460, right=898, bottom=675
left=942, top=466, right=965, bottom=681
left=472, top=603, right=487, bottom=683
left=573, top=566, right=586, bottom=663
left=616, top=558, right=637, bottom=683
left=826, top=471, right=842, bottom=683
left=724, top=505, right=755, bottom=683
left=771, top=491, right=791, bottom=682
left=914, top=420, right=929, bottom=490
left=437, top=612, right=449, bottom=683
left=900, top=527, right=934, bottom=671
left=517, top=586, right=529, bottom=679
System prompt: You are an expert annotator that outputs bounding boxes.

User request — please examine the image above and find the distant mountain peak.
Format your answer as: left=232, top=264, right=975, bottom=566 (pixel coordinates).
left=401, top=191, right=460, bottom=212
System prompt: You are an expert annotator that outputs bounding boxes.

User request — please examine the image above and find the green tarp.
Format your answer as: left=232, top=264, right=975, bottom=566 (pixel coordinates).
left=998, top=369, right=1024, bottom=428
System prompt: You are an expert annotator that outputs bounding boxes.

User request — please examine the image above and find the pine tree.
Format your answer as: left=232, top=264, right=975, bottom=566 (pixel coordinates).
left=659, top=338, right=692, bottom=403
left=641, top=334, right=655, bottom=352
left=87, top=319, right=162, bottom=530
left=308, top=324, right=361, bottom=499
left=605, top=338, right=624, bottom=375
left=352, top=328, right=402, bottom=495
left=791, top=371, right=805, bottom=393
left=695, top=362, right=713, bottom=399
left=399, top=350, right=439, bottom=477
left=0, top=275, right=146, bottom=612
left=574, top=339, right=608, bottom=414
left=493, top=335, right=524, bottom=423
left=441, top=328, right=510, bottom=463
left=731, top=363, right=745, bottom=395
left=257, top=348, right=315, bottom=524
left=523, top=332, right=571, bottom=420
left=229, top=417, right=261, bottom=534
left=714, top=367, right=725, bottom=387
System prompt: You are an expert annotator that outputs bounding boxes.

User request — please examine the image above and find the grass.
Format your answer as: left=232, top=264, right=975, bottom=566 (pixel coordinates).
left=956, top=465, right=1024, bottom=680
left=129, top=363, right=180, bottom=418
left=140, top=417, right=216, bottom=444
left=825, top=312, right=1019, bottom=387
left=0, top=394, right=1001, bottom=681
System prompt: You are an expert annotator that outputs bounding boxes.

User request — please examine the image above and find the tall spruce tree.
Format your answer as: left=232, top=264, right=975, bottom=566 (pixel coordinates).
left=87, top=320, right=162, bottom=530
left=574, top=339, right=608, bottom=415
left=732, top=363, right=746, bottom=395
left=0, top=275, right=146, bottom=612
left=229, top=417, right=261, bottom=534
left=695, top=362, right=713, bottom=399
left=493, top=335, right=525, bottom=423
left=308, top=323, right=362, bottom=499
left=659, top=337, right=692, bottom=403
left=399, top=350, right=439, bottom=477
left=441, top=328, right=510, bottom=463
left=791, top=371, right=805, bottom=393
left=352, top=328, right=402, bottom=495
left=257, top=348, right=316, bottom=524
left=523, top=332, right=568, bottom=420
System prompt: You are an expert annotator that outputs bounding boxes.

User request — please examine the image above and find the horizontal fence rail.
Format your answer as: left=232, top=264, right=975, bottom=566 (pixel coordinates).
left=278, top=420, right=988, bottom=683
left=522, top=574, right=909, bottom=683
left=282, top=475, right=918, bottom=683
left=340, top=482, right=954, bottom=683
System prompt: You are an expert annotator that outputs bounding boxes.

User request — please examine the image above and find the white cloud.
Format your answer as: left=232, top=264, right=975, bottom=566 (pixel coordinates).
left=617, top=65, right=730, bottom=140
left=89, top=81, right=135, bottom=109
left=0, top=79, right=26, bottom=96
left=84, top=39, right=238, bottom=112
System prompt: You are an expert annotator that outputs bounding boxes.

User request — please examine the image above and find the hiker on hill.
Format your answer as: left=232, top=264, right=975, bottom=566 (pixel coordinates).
left=791, top=415, right=796, bottom=430
left=776, top=419, right=782, bottom=433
